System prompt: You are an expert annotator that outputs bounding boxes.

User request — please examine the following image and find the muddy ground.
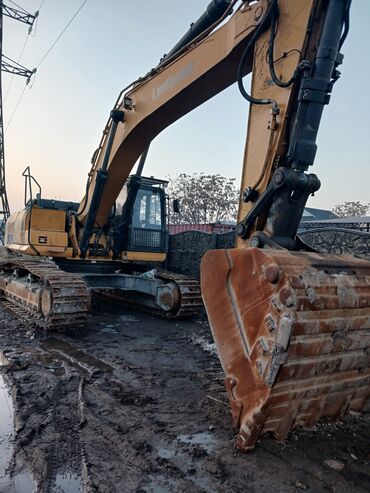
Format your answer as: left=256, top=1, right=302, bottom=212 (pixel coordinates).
left=0, top=301, right=369, bottom=493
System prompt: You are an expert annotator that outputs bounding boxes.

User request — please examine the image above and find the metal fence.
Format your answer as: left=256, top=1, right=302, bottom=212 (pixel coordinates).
left=300, top=218, right=370, bottom=233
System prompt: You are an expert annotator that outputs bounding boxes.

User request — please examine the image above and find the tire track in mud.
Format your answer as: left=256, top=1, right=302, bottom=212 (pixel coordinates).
left=0, top=306, right=369, bottom=493
left=74, top=365, right=222, bottom=491
left=10, top=367, right=87, bottom=492
left=77, top=378, right=151, bottom=492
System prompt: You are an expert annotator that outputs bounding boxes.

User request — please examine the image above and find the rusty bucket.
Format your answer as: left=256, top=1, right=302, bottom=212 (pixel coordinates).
left=201, top=247, right=370, bottom=451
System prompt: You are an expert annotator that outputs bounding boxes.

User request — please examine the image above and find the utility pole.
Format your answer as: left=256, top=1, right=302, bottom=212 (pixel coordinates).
left=0, top=2, right=37, bottom=243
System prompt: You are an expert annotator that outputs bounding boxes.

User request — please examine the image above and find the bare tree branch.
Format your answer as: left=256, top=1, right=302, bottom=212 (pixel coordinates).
left=168, top=173, right=239, bottom=225
left=332, top=201, right=369, bottom=218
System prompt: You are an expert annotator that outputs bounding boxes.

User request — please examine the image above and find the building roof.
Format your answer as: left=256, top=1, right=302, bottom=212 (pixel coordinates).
left=303, top=215, right=370, bottom=224
left=301, top=207, right=338, bottom=222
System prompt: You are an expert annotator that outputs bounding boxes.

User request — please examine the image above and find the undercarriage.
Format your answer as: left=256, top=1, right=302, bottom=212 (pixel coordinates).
left=0, top=256, right=202, bottom=330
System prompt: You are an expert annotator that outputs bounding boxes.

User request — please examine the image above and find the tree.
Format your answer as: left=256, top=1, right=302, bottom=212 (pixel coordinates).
left=168, top=173, right=239, bottom=224
left=332, top=201, right=369, bottom=218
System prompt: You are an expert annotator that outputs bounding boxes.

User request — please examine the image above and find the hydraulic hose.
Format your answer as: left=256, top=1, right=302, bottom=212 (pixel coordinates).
left=237, top=0, right=279, bottom=112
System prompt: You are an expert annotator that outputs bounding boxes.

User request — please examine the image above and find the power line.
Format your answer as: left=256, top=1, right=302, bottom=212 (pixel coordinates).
left=32, top=0, right=47, bottom=36
left=7, top=0, right=27, bottom=14
left=3, top=0, right=87, bottom=134
left=0, top=2, right=38, bottom=240
left=3, top=33, right=29, bottom=102
left=4, top=82, right=27, bottom=133
left=36, top=0, right=89, bottom=69
left=3, top=0, right=40, bottom=103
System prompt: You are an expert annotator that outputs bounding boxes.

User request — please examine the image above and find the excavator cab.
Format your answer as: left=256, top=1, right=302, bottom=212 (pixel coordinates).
left=110, top=175, right=169, bottom=262
left=125, top=176, right=168, bottom=257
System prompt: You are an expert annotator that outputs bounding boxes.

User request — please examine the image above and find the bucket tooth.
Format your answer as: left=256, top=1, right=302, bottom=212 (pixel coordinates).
left=201, top=247, right=370, bottom=451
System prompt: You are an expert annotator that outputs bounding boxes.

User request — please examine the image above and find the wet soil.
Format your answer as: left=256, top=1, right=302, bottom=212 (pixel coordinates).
left=0, top=302, right=369, bottom=493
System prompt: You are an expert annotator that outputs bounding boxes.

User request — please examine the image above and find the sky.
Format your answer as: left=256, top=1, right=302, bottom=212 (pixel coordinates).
left=2, top=0, right=370, bottom=213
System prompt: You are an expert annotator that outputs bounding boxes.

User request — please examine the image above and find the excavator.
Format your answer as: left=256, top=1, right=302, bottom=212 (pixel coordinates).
left=4, top=166, right=203, bottom=323
left=2, top=0, right=369, bottom=450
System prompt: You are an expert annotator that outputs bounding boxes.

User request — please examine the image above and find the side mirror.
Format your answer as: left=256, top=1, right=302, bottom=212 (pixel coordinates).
left=172, top=198, right=180, bottom=214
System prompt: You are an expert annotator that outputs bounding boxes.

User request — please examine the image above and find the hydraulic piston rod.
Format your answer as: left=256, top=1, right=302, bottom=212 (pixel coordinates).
left=164, top=0, right=231, bottom=61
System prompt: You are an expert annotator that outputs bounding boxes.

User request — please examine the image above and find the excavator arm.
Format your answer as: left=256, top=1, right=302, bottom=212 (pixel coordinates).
left=77, top=0, right=265, bottom=247
left=76, top=0, right=324, bottom=257
left=198, top=0, right=369, bottom=452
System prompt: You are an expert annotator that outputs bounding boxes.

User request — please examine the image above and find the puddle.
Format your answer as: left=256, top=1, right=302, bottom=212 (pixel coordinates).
left=41, top=337, right=114, bottom=375
left=52, top=472, right=81, bottom=492
left=0, top=374, right=36, bottom=492
left=157, top=448, right=174, bottom=459
left=119, top=315, right=139, bottom=323
left=177, top=432, right=215, bottom=453
left=1, top=373, right=79, bottom=492
left=0, top=374, right=13, bottom=476
left=0, top=351, right=10, bottom=367
left=142, top=474, right=178, bottom=493
left=22, top=347, right=65, bottom=377
left=100, top=327, right=118, bottom=334
left=0, top=472, right=35, bottom=493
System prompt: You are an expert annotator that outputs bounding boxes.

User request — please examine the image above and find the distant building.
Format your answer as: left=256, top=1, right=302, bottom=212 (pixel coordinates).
left=169, top=208, right=339, bottom=234
left=301, top=207, right=338, bottom=222
left=169, top=208, right=370, bottom=235
left=300, top=215, right=370, bottom=233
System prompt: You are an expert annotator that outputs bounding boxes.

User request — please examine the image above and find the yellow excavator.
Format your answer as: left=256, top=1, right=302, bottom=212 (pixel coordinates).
left=3, top=0, right=369, bottom=450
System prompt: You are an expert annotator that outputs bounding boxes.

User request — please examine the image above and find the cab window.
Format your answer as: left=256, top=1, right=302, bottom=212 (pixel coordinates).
left=132, top=189, right=162, bottom=229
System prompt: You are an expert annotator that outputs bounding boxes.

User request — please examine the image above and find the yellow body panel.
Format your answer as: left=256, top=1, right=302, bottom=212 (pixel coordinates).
left=29, top=207, right=66, bottom=231
left=29, top=230, right=68, bottom=247
left=5, top=208, right=166, bottom=263
left=5, top=207, right=70, bottom=256
left=122, top=251, right=166, bottom=262
left=7, top=244, right=73, bottom=257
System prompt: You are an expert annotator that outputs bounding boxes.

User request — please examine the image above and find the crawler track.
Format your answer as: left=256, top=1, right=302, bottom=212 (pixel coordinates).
left=93, top=268, right=203, bottom=318
left=157, top=270, right=203, bottom=317
left=0, top=259, right=90, bottom=331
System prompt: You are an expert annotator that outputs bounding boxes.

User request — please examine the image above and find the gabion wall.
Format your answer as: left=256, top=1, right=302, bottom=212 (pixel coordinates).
left=167, top=231, right=235, bottom=279
left=167, top=228, right=370, bottom=279
left=299, top=228, right=370, bottom=258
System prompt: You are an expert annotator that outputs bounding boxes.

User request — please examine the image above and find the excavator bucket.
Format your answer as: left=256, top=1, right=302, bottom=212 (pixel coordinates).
left=201, top=247, right=370, bottom=451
